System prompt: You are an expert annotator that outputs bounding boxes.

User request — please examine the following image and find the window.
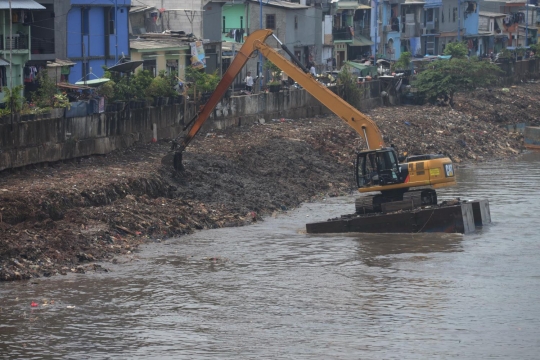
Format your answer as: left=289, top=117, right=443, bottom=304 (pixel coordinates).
left=223, top=16, right=226, bottom=32
left=266, top=14, right=276, bottom=29
left=295, top=15, right=298, bottom=29
left=426, top=8, right=434, bottom=22
left=109, top=7, right=115, bottom=35
left=453, top=7, right=457, bottom=23
left=441, top=6, right=444, bottom=23
left=82, top=8, right=89, bottom=35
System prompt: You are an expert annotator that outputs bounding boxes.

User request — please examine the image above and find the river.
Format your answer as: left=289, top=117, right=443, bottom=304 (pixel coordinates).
left=1, top=152, right=540, bottom=359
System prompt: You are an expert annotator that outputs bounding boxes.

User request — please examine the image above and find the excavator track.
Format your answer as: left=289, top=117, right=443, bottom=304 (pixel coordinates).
left=355, top=189, right=438, bottom=214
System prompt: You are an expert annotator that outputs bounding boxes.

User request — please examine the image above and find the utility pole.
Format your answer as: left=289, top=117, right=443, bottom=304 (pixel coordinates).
left=115, top=0, right=118, bottom=62
left=258, top=0, right=263, bottom=93
left=374, top=0, right=378, bottom=60
left=9, top=0, right=13, bottom=124
left=457, top=0, right=461, bottom=41
left=525, top=0, right=529, bottom=47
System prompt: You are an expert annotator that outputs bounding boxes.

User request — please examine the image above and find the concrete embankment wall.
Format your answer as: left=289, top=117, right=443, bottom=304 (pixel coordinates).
left=1, top=84, right=384, bottom=171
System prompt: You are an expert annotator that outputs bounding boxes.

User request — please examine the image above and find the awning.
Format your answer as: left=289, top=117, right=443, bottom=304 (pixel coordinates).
left=0, top=0, right=45, bottom=10
left=46, top=59, right=76, bottom=68
left=357, top=4, right=371, bottom=9
left=424, top=0, right=442, bottom=8
left=108, top=60, right=144, bottom=73
left=0, top=58, right=10, bottom=66
left=337, top=1, right=361, bottom=10
left=350, top=34, right=374, bottom=47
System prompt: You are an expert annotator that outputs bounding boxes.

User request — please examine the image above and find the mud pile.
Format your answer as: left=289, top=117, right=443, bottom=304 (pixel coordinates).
left=1, top=82, right=539, bottom=281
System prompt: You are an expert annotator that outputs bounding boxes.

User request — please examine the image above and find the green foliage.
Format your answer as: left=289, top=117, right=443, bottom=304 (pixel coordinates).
left=263, top=60, right=281, bottom=85
left=130, top=70, right=155, bottom=98
left=101, top=66, right=159, bottom=101
left=413, top=57, right=503, bottom=105
left=338, top=65, right=363, bottom=109
left=515, top=47, right=526, bottom=57
left=531, top=43, right=540, bottom=58
left=52, top=93, right=71, bottom=109
left=32, top=71, right=58, bottom=108
left=4, top=85, right=24, bottom=113
left=146, top=76, right=172, bottom=98
left=443, top=42, right=468, bottom=58
left=185, top=67, right=220, bottom=94
left=97, top=80, right=116, bottom=99
left=497, top=48, right=513, bottom=60
left=393, top=52, right=412, bottom=71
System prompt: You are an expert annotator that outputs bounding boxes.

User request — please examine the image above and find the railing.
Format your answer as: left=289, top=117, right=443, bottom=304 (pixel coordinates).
left=333, top=27, right=353, bottom=41
left=222, top=28, right=247, bottom=42
left=1, top=35, right=29, bottom=50
left=31, top=38, right=55, bottom=54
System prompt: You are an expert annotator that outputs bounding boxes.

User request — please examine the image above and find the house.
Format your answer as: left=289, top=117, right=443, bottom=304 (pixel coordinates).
left=399, top=0, right=424, bottom=56
left=248, top=0, right=323, bottom=68
left=381, top=0, right=402, bottom=60
left=130, top=0, right=205, bottom=38
left=0, top=0, right=46, bottom=104
left=332, top=0, right=373, bottom=68
left=480, top=0, right=538, bottom=47
left=479, top=11, right=509, bottom=53
left=61, top=0, right=131, bottom=83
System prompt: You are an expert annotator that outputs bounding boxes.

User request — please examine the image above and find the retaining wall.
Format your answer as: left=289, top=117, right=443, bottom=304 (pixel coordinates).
left=1, top=84, right=384, bottom=171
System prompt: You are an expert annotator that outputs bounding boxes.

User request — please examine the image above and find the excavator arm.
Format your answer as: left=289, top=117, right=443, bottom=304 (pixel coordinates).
left=172, top=29, right=385, bottom=170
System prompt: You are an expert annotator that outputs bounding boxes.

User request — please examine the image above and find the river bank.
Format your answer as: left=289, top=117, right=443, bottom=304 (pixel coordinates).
left=1, top=83, right=538, bottom=281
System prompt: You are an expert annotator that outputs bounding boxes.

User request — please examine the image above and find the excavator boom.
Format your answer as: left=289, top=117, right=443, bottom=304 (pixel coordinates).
left=175, top=29, right=384, bottom=158
left=171, top=29, right=456, bottom=212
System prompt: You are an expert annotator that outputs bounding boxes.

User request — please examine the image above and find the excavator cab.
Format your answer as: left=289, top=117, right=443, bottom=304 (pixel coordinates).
left=355, top=148, right=404, bottom=189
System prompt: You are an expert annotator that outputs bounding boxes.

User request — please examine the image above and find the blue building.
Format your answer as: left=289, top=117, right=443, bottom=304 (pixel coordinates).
left=66, top=0, right=131, bottom=83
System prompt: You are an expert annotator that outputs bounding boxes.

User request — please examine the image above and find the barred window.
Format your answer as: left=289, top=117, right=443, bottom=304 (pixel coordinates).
left=266, top=14, right=276, bottom=29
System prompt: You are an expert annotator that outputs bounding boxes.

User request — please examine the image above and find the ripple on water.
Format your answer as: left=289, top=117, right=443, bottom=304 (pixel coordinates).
left=1, top=153, right=540, bottom=359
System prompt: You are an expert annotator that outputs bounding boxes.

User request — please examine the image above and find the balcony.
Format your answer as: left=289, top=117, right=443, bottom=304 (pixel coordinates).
left=1, top=35, right=29, bottom=51
left=333, top=27, right=353, bottom=41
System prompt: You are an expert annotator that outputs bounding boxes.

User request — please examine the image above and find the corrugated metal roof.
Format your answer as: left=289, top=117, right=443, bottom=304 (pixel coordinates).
left=130, top=5, right=156, bottom=14
left=479, top=11, right=507, bottom=17
left=46, top=59, right=76, bottom=68
left=248, top=0, right=308, bottom=9
left=0, top=0, right=46, bottom=10
left=350, top=34, right=374, bottom=46
left=130, top=39, right=191, bottom=51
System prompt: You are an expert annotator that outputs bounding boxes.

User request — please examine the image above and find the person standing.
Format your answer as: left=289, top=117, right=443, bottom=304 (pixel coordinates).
left=309, top=63, right=317, bottom=77
left=245, top=71, right=254, bottom=92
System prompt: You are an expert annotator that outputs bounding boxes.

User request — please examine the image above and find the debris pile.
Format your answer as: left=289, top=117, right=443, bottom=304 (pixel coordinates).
left=1, top=82, right=539, bottom=281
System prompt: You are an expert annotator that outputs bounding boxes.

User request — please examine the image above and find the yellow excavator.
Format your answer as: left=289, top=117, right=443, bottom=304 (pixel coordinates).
left=170, top=29, right=456, bottom=213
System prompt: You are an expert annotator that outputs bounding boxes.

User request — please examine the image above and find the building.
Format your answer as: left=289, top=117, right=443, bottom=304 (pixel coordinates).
left=128, top=0, right=204, bottom=38
left=0, top=0, right=46, bottom=104
left=332, top=0, right=374, bottom=68
left=479, top=11, right=509, bottom=53
left=58, top=0, right=131, bottom=83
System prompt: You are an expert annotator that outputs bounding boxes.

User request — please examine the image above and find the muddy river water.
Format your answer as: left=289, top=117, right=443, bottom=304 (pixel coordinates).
left=1, top=152, right=540, bottom=359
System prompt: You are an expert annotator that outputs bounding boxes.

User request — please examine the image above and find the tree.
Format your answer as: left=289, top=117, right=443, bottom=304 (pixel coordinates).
left=413, top=57, right=503, bottom=106
left=443, top=42, right=468, bottom=58
left=338, top=65, right=363, bottom=109
left=32, top=71, right=57, bottom=108
left=393, top=52, right=412, bottom=71
left=264, top=60, right=282, bottom=84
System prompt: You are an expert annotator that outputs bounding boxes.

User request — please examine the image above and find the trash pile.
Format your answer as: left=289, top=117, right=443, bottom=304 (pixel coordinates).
left=1, top=82, right=539, bottom=281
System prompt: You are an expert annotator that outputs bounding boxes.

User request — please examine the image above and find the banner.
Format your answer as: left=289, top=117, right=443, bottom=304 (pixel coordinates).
left=190, top=41, right=206, bottom=69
